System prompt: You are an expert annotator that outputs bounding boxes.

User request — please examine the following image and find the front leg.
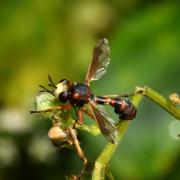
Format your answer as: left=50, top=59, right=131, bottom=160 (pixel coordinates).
left=30, top=104, right=72, bottom=114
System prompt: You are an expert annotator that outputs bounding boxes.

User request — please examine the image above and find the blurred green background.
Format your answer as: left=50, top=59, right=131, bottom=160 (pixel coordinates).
left=0, top=0, right=180, bottom=179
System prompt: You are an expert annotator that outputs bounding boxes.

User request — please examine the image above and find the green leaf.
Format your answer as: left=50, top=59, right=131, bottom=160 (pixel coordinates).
left=35, top=92, right=59, bottom=111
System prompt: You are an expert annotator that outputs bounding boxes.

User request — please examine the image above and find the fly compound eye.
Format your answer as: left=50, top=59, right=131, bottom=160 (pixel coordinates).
left=58, top=91, right=69, bottom=103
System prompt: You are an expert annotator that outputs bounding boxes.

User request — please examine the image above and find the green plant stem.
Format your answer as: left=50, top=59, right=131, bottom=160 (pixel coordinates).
left=91, top=93, right=143, bottom=180
left=91, top=86, right=180, bottom=180
left=91, top=121, right=130, bottom=180
left=136, top=86, right=180, bottom=120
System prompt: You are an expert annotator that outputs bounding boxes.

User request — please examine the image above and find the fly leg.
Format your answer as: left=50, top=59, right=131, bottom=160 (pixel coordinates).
left=82, top=107, right=95, bottom=120
left=68, top=127, right=87, bottom=179
left=74, top=106, right=98, bottom=128
left=30, top=104, right=72, bottom=114
left=77, top=108, right=83, bottom=125
left=68, top=127, right=87, bottom=165
left=73, top=107, right=84, bottom=128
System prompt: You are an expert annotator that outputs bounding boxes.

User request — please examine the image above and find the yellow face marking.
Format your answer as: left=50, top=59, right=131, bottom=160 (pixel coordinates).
left=54, top=82, right=68, bottom=99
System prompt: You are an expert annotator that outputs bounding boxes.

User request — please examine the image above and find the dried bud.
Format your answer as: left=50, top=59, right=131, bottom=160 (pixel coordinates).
left=48, top=126, right=68, bottom=141
left=169, top=93, right=180, bottom=105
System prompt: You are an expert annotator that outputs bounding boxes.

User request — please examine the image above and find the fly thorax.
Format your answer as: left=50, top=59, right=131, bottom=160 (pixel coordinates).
left=70, top=83, right=91, bottom=106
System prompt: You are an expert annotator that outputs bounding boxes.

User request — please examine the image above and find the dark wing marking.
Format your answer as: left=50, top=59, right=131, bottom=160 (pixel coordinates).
left=88, top=101, right=117, bottom=144
left=85, top=38, right=110, bottom=85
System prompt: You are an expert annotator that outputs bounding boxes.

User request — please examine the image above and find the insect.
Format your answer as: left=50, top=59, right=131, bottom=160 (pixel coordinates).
left=31, top=38, right=137, bottom=144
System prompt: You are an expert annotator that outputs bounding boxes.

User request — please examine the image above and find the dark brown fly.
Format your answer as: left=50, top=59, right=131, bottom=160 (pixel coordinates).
left=31, top=38, right=137, bottom=144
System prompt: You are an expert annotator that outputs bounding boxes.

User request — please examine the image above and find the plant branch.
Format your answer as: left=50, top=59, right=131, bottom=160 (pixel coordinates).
left=91, top=86, right=180, bottom=180
left=135, top=86, right=180, bottom=120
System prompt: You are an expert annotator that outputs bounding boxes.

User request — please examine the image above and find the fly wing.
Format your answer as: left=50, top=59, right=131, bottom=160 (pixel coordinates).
left=88, top=101, right=117, bottom=144
left=85, top=38, right=110, bottom=85
left=102, top=93, right=134, bottom=98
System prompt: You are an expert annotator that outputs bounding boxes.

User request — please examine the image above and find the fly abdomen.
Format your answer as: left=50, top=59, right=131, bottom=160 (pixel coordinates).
left=94, top=96, right=107, bottom=105
left=94, top=96, right=137, bottom=120
left=95, top=96, right=124, bottom=108
left=114, top=99, right=137, bottom=120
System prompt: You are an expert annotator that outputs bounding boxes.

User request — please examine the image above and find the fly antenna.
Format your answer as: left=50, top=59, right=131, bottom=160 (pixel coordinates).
left=39, top=85, right=54, bottom=94
left=48, top=84, right=56, bottom=88
left=48, top=75, right=56, bottom=88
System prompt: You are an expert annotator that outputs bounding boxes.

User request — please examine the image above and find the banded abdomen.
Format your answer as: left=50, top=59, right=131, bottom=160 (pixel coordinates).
left=94, top=96, right=137, bottom=120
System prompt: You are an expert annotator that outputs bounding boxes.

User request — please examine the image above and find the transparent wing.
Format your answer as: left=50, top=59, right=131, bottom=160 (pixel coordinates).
left=85, top=38, right=110, bottom=85
left=88, top=101, right=117, bottom=144
left=101, top=93, right=135, bottom=98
